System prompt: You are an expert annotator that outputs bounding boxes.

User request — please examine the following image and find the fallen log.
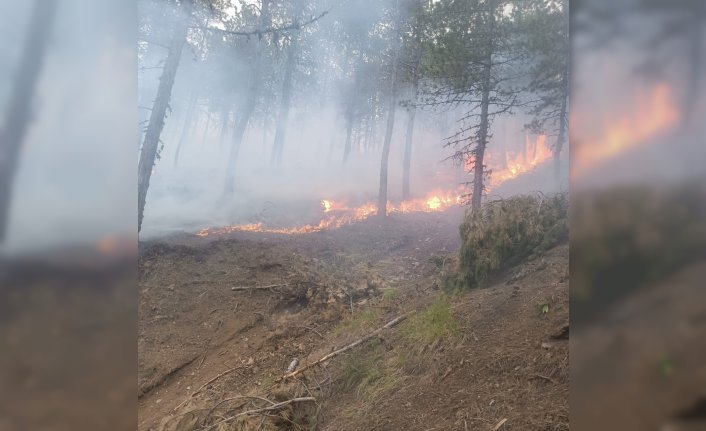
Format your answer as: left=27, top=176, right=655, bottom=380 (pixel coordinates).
left=276, top=311, right=412, bottom=383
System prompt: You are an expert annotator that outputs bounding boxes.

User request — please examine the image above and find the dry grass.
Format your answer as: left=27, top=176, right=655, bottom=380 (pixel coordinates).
left=401, top=297, right=459, bottom=343
left=332, top=308, right=381, bottom=336
left=338, top=345, right=404, bottom=407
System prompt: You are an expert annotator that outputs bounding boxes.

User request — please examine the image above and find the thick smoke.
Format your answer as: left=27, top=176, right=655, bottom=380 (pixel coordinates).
left=138, top=0, right=566, bottom=238
left=0, top=0, right=136, bottom=256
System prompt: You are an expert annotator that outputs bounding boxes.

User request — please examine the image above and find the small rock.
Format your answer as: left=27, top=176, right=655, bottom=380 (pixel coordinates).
left=541, top=342, right=552, bottom=349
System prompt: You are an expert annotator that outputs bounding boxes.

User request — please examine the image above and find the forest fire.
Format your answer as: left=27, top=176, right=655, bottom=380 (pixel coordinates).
left=488, top=133, right=552, bottom=187
left=194, top=139, right=553, bottom=238
left=195, top=189, right=464, bottom=237
left=194, top=82, right=681, bottom=239
left=573, top=83, right=679, bottom=177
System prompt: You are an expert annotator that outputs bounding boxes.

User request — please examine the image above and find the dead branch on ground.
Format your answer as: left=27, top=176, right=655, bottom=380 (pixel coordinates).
left=201, top=397, right=316, bottom=431
left=172, top=365, right=245, bottom=412
left=275, top=312, right=412, bottom=383
left=230, top=283, right=289, bottom=291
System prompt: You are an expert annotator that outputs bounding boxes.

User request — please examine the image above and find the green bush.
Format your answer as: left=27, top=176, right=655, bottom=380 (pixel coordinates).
left=454, top=193, right=568, bottom=289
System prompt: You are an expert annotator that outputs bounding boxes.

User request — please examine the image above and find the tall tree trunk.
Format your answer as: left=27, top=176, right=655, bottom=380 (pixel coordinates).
left=554, top=61, right=569, bottom=189
left=378, top=1, right=401, bottom=218
left=401, top=105, right=416, bottom=200
left=342, top=119, right=354, bottom=163
left=200, top=107, right=212, bottom=146
left=471, top=4, right=495, bottom=210
left=378, top=99, right=398, bottom=217
left=223, top=107, right=254, bottom=195
left=174, top=90, right=198, bottom=166
left=402, top=31, right=422, bottom=201
left=223, top=0, right=270, bottom=195
left=138, top=3, right=190, bottom=232
left=341, top=39, right=358, bottom=164
left=270, top=1, right=304, bottom=166
left=219, top=102, right=231, bottom=150
left=270, top=43, right=296, bottom=166
left=0, top=0, right=57, bottom=241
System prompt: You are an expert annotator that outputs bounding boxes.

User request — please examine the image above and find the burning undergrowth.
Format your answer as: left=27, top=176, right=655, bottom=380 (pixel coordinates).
left=194, top=188, right=467, bottom=237
left=191, top=149, right=561, bottom=240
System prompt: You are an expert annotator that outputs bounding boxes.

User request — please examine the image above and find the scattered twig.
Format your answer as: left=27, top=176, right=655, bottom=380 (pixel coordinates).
left=172, top=366, right=244, bottom=412
left=202, top=395, right=275, bottom=424
left=299, top=325, right=324, bottom=338
left=276, top=312, right=413, bottom=383
left=231, top=283, right=289, bottom=291
left=492, top=418, right=508, bottom=430
left=202, top=397, right=316, bottom=431
left=197, top=338, right=212, bottom=370
left=530, top=374, right=556, bottom=384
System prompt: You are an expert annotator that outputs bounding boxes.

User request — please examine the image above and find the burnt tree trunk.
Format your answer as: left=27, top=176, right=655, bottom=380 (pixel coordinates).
left=0, top=0, right=58, bottom=240
left=471, top=4, right=495, bottom=210
left=137, top=4, right=190, bottom=232
left=223, top=0, right=270, bottom=195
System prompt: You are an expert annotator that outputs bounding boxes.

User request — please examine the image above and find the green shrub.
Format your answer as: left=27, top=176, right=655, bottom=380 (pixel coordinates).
left=455, top=193, right=568, bottom=289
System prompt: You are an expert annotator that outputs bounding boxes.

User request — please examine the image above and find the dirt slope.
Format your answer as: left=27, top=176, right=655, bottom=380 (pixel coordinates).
left=138, top=210, right=568, bottom=430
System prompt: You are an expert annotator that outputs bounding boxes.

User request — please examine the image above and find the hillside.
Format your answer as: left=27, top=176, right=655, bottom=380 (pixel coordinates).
left=138, top=209, right=568, bottom=430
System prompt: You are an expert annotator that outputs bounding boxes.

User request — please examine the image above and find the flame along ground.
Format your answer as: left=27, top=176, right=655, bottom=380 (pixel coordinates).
left=196, top=133, right=555, bottom=237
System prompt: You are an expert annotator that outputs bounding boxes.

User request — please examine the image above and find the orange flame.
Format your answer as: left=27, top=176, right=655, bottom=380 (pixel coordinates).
left=196, top=133, right=559, bottom=237
left=573, top=83, right=679, bottom=177
left=195, top=188, right=466, bottom=237
left=488, top=133, right=552, bottom=187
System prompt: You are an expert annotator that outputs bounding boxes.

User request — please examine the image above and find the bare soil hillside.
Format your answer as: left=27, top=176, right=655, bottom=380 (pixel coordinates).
left=138, top=209, right=568, bottom=430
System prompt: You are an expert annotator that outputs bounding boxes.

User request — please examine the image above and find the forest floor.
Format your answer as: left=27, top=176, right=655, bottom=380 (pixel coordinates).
left=138, top=208, right=569, bottom=431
